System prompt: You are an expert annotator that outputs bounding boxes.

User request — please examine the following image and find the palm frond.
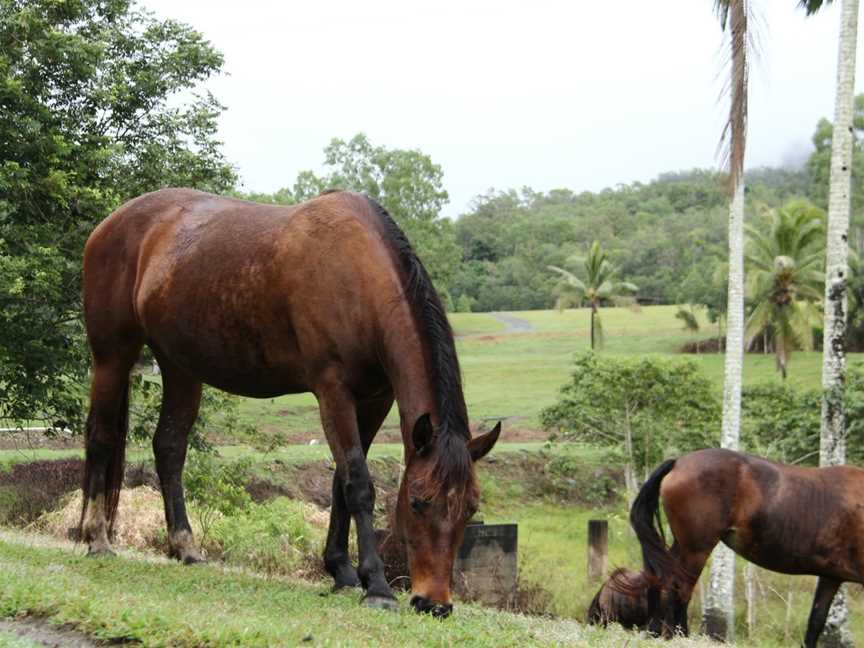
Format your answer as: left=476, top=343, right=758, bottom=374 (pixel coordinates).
left=675, top=307, right=700, bottom=334
left=745, top=300, right=773, bottom=347
left=716, top=0, right=751, bottom=195
left=798, top=0, right=831, bottom=16
left=547, top=265, right=588, bottom=293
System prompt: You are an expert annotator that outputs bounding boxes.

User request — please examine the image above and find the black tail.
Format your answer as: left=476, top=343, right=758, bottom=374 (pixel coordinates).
left=630, top=459, right=679, bottom=584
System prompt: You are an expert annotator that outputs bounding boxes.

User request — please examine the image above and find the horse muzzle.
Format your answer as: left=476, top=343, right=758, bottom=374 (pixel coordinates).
left=410, top=595, right=453, bottom=618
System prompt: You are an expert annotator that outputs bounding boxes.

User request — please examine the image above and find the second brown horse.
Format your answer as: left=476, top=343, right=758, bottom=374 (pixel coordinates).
left=630, top=448, right=864, bottom=647
left=79, top=188, right=500, bottom=617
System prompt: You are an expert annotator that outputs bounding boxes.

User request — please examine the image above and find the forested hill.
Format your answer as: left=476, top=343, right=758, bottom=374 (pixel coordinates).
left=450, top=167, right=812, bottom=312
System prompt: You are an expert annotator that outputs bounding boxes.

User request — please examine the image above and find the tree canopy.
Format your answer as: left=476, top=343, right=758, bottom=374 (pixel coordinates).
left=0, top=0, right=235, bottom=426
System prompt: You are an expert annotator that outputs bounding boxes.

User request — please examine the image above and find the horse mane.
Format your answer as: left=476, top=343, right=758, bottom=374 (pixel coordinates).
left=364, top=196, right=473, bottom=498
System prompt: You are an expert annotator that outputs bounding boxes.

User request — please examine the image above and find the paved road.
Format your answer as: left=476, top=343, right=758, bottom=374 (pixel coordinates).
left=489, top=312, right=533, bottom=333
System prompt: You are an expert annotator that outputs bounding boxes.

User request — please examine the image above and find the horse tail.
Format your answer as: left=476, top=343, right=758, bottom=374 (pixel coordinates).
left=586, top=586, right=605, bottom=626
left=630, top=458, right=678, bottom=585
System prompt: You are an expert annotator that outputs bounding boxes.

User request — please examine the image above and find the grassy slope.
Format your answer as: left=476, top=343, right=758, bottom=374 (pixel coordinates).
left=0, top=532, right=720, bottom=648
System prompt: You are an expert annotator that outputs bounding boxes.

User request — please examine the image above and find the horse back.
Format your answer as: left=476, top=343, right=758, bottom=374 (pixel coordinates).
left=83, top=188, right=414, bottom=398
left=662, top=449, right=864, bottom=580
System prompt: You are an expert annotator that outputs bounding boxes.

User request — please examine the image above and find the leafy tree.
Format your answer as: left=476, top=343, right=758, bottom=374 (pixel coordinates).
left=744, top=201, right=825, bottom=378
left=806, top=94, right=864, bottom=240
left=547, top=241, right=637, bottom=349
left=540, top=352, right=720, bottom=503
left=0, top=0, right=235, bottom=428
left=450, top=169, right=807, bottom=313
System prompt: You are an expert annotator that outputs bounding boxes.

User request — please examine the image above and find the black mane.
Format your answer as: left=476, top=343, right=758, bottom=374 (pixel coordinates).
left=365, top=197, right=473, bottom=487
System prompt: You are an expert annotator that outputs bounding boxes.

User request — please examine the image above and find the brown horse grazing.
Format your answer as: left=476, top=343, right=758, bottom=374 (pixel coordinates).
left=80, top=188, right=501, bottom=617
left=586, top=568, right=652, bottom=629
left=630, top=448, right=864, bottom=646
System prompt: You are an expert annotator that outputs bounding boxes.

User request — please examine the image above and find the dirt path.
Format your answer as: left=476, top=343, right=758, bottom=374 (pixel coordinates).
left=0, top=618, right=100, bottom=647
left=489, top=312, right=533, bottom=333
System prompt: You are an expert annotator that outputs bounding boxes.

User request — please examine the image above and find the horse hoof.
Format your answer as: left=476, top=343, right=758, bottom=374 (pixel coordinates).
left=362, top=595, right=399, bottom=612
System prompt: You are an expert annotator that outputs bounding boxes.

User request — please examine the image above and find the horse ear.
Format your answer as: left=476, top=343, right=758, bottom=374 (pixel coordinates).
left=412, top=413, right=435, bottom=455
left=468, top=421, right=501, bottom=462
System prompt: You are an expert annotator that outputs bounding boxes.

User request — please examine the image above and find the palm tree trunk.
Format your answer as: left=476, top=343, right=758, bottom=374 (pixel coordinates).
left=705, top=182, right=745, bottom=641
left=820, top=2, right=859, bottom=645
left=705, top=0, right=750, bottom=635
left=590, top=303, right=596, bottom=350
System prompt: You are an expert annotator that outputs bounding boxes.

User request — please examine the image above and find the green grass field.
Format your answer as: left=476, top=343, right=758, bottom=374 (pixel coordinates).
left=221, top=305, right=833, bottom=436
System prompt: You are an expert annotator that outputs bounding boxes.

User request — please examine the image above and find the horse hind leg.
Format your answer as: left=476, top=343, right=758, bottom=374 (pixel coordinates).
left=664, top=545, right=711, bottom=637
left=152, top=357, right=203, bottom=564
left=803, top=576, right=842, bottom=648
left=80, top=354, right=140, bottom=556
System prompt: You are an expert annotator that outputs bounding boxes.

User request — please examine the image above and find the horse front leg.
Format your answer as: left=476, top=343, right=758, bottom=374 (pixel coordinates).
left=317, top=383, right=396, bottom=610
left=323, top=471, right=360, bottom=590
left=323, top=393, right=394, bottom=592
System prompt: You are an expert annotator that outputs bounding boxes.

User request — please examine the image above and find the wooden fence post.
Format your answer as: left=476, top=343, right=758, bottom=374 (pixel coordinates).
left=588, top=519, right=608, bottom=581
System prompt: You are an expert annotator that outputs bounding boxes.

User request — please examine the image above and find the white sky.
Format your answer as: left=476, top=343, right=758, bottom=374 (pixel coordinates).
left=142, top=0, right=864, bottom=216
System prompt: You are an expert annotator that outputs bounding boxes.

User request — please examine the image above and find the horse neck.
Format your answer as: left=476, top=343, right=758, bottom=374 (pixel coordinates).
left=380, top=308, right=440, bottom=445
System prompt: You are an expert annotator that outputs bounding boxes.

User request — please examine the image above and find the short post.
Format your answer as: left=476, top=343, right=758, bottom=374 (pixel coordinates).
left=588, top=519, right=608, bottom=581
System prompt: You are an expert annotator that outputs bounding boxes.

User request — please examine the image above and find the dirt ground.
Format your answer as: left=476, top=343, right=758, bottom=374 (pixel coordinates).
left=0, top=618, right=100, bottom=647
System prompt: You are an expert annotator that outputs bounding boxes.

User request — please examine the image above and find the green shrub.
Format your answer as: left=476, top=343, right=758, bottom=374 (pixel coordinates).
left=545, top=452, right=621, bottom=506
left=541, top=352, right=719, bottom=500
left=210, top=498, right=324, bottom=575
left=742, top=362, right=864, bottom=465
left=184, top=452, right=253, bottom=544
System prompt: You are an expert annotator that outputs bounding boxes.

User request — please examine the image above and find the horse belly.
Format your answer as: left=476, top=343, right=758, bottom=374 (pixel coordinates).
left=731, top=504, right=851, bottom=577
left=151, top=324, right=310, bottom=398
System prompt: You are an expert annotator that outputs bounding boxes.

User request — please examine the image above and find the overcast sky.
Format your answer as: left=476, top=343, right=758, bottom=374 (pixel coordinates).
left=142, top=0, right=864, bottom=217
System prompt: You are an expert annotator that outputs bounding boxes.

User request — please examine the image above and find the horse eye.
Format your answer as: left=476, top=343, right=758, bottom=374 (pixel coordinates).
left=410, top=496, right=430, bottom=514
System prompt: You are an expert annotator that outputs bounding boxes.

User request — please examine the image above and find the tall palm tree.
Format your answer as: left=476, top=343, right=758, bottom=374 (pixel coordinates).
left=802, top=1, right=859, bottom=644
left=745, top=203, right=825, bottom=379
left=705, top=0, right=749, bottom=640
left=548, top=240, right=637, bottom=350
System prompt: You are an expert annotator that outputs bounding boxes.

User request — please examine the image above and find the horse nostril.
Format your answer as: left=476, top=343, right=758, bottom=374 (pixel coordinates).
left=432, top=603, right=453, bottom=619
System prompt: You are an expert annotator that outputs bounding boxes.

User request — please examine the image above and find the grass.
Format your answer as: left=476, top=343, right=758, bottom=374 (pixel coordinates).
left=486, top=501, right=864, bottom=646
left=91, top=306, right=835, bottom=437
left=0, top=531, right=721, bottom=648
left=448, top=306, right=834, bottom=428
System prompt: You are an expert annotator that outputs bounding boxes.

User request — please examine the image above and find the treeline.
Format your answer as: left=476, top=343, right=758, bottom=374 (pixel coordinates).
left=450, top=167, right=812, bottom=312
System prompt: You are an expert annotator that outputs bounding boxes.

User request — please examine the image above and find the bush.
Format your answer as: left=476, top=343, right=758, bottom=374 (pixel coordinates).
left=545, top=452, right=621, bottom=506
left=184, top=452, right=253, bottom=544
left=541, top=352, right=720, bottom=499
left=0, top=458, right=83, bottom=524
left=742, top=363, right=864, bottom=466
left=210, top=498, right=327, bottom=576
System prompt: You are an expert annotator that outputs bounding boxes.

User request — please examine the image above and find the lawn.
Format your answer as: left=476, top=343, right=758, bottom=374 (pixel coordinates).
left=0, top=531, right=723, bottom=648
left=218, top=306, right=836, bottom=437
